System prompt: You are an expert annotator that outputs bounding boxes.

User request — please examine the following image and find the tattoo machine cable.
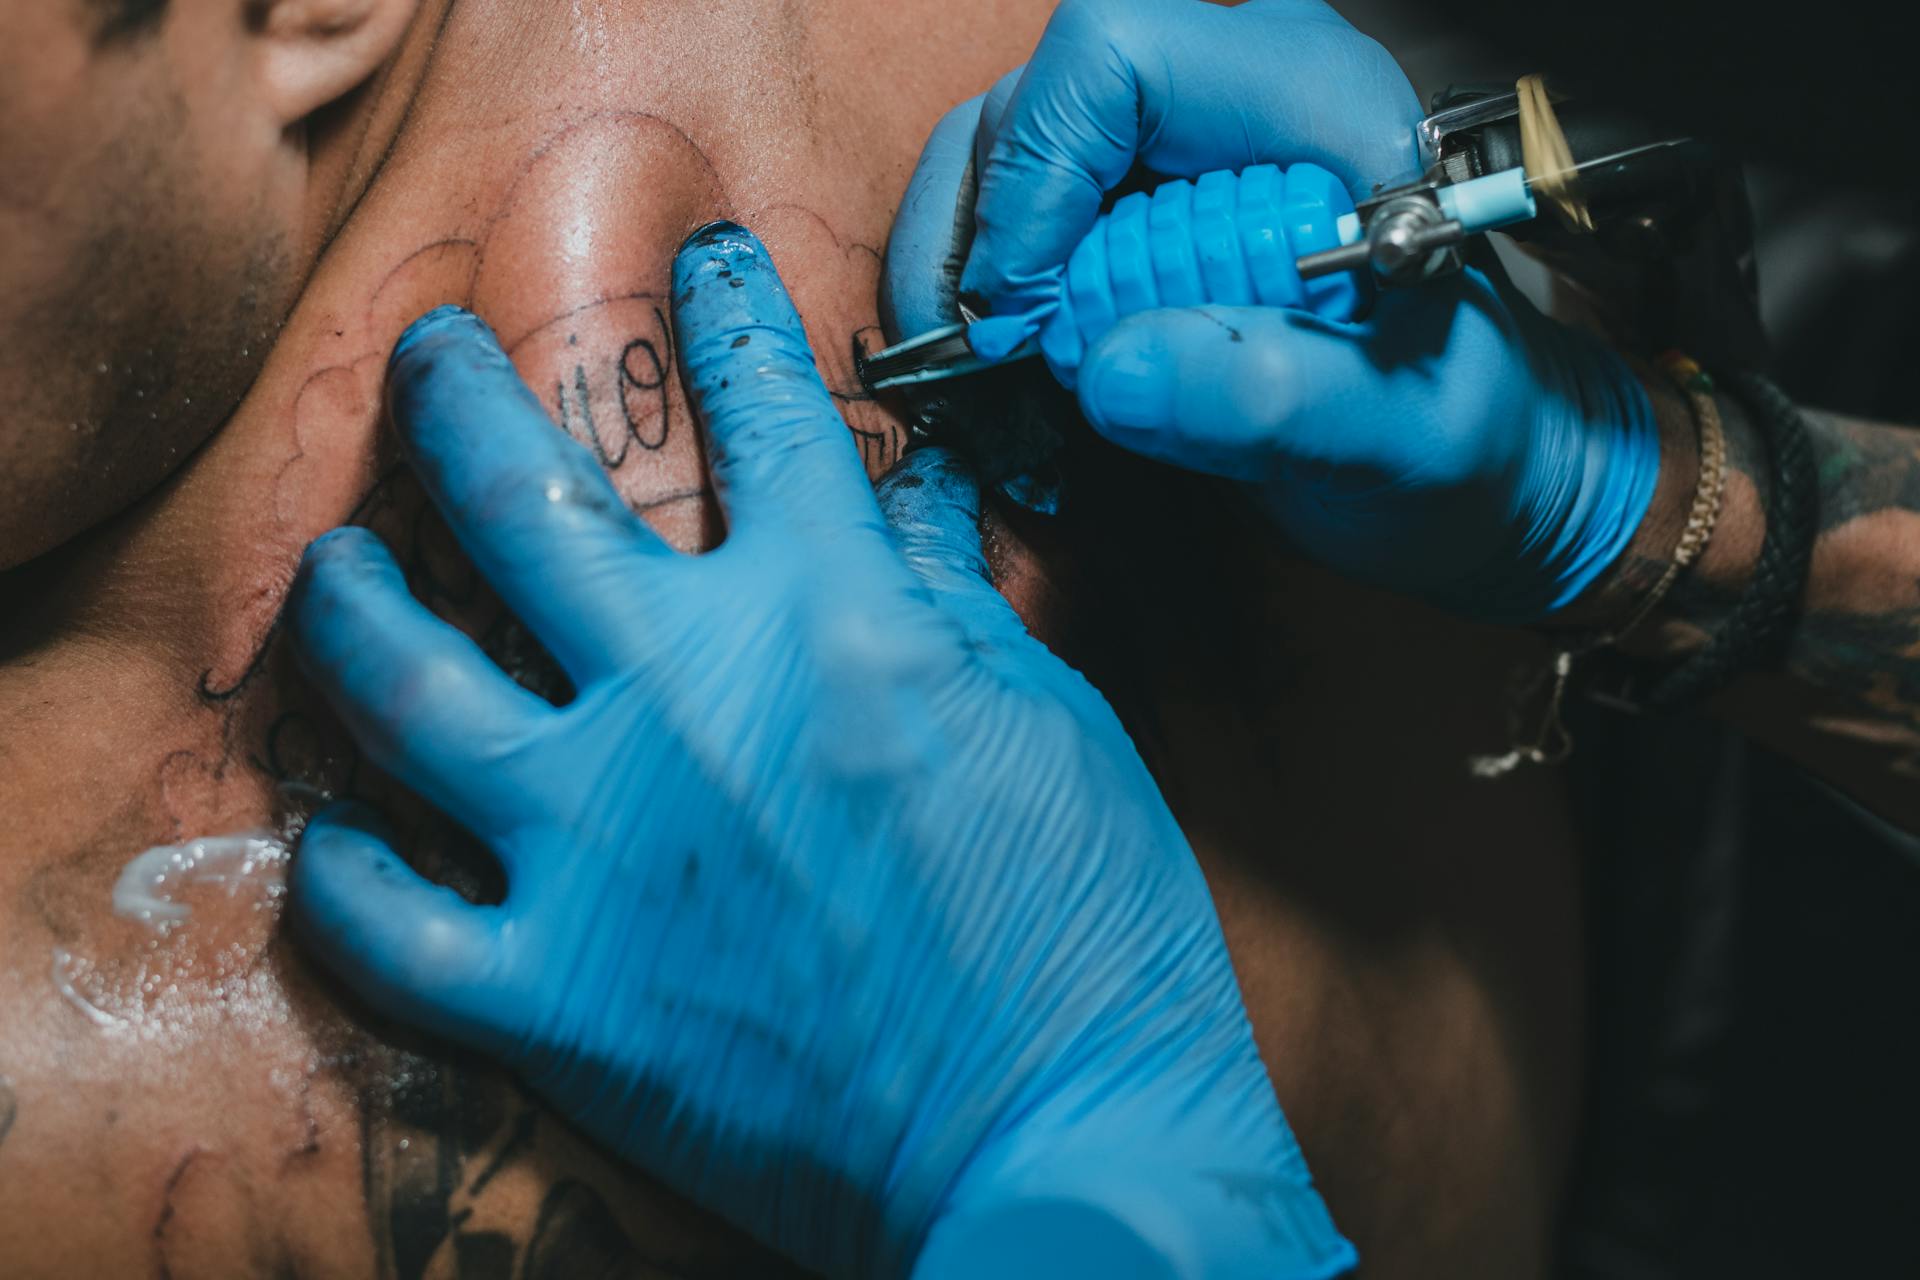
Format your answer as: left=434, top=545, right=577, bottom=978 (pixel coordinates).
left=860, top=76, right=1716, bottom=394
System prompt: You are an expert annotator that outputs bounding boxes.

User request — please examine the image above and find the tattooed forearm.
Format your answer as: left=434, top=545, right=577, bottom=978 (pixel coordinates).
left=1786, top=603, right=1920, bottom=725
left=1669, top=400, right=1920, bottom=732
left=1573, top=373, right=1920, bottom=824
left=1804, top=411, right=1920, bottom=531
left=1765, top=409, right=1920, bottom=759
left=0, top=1074, right=15, bottom=1153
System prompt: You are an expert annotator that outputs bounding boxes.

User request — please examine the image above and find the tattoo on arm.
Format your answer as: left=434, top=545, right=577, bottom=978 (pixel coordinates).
left=1805, top=411, right=1920, bottom=532
left=1769, top=410, right=1920, bottom=765
left=1622, top=391, right=1920, bottom=785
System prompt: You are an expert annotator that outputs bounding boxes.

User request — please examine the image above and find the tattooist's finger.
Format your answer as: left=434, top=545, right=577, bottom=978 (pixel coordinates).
left=289, top=526, right=555, bottom=843
left=875, top=64, right=1021, bottom=335
left=1075, top=304, right=1350, bottom=480
left=672, top=222, right=892, bottom=549
left=876, top=449, right=1029, bottom=645
left=1077, top=300, right=1456, bottom=486
left=291, top=802, right=519, bottom=1057
left=387, top=306, right=671, bottom=684
left=882, top=94, right=987, bottom=342
left=962, top=1, right=1232, bottom=344
left=961, top=0, right=1418, bottom=356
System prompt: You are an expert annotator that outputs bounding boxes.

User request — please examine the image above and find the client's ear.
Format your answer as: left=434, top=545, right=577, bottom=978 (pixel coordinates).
left=250, top=0, right=420, bottom=125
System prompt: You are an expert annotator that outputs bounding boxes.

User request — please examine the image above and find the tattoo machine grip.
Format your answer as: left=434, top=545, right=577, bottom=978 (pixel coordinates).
left=954, top=163, right=1368, bottom=388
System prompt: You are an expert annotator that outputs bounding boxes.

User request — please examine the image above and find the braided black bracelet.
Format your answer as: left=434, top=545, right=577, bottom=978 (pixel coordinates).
left=1623, top=368, right=1818, bottom=711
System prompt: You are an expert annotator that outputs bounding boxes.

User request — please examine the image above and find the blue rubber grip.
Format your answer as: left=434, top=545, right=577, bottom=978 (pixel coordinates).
left=1038, top=163, right=1365, bottom=388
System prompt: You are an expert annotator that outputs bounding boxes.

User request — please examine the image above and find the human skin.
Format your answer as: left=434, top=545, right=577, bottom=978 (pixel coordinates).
left=0, top=2, right=1583, bottom=1277
left=0, top=0, right=425, bottom=568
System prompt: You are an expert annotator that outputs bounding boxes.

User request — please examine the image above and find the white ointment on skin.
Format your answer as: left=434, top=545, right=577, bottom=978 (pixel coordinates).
left=46, top=830, right=300, bottom=1039
left=111, top=831, right=292, bottom=933
left=51, top=948, right=124, bottom=1028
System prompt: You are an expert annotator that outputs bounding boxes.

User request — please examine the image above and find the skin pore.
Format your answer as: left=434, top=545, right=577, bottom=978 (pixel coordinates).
left=0, top=1, right=1585, bottom=1276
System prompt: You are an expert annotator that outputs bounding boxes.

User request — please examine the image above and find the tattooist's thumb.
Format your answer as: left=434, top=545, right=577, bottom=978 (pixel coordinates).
left=290, top=801, right=517, bottom=1057
left=883, top=95, right=985, bottom=341
left=1075, top=305, right=1383, bottom=484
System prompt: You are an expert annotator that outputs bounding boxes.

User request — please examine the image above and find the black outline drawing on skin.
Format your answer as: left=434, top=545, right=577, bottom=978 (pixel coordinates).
left=253, top=709, right=362, bottom=808
left=620, top=327, right=675, bottom=451
left=197, top=457, right=410, bottom=702
left=475, top=110, right=733, bottom=353
left=153, top=1145, right=208, bottom=1277
left=0, top=1074, right=14, bottom=1153
left=736, top=201, right=901, bottom=473
left=508, top=296, right=680, bottom=471
left=844, top=326, right=897, bottom=473
left=369, top=239, right=483, bottom=322
left=196, top=600, right=280, bottom=705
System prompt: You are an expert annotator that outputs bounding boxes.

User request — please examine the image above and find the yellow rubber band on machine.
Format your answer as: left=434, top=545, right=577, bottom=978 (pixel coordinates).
left=1516, top=73, right=1595, bottom=234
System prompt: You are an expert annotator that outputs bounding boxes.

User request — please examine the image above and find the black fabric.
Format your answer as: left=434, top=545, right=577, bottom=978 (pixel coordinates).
left=1559, top=706, right=1920, bottom=1277
left=1403, top=0, right=1920, bottom=198
left=1554, top=163, right=1920, bottom=1279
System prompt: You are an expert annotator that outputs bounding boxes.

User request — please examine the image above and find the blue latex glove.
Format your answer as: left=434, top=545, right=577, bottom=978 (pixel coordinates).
left=957, top=0, right=1419, bottom=361
left=887, top=0, right=1660, bottom=621
left=287, top=223, right=1356, bottom=1280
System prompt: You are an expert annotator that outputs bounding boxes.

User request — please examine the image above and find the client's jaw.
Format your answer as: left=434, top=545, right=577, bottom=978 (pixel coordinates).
left=0, top=0, right=444, bottom=569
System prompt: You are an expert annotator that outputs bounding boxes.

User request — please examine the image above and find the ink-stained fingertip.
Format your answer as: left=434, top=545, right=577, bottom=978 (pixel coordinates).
left=678, top=219, right=756, bottom=257
left=390, top=305, right=495, bottom=369
left=672, top=218, right=808, bottom=356
left=674, top=221, right=771, bottom=301
left=877, top=446, right=980, bottom=511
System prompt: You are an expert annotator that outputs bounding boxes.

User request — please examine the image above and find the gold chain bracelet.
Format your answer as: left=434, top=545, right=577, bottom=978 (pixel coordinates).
left=1470, top=354, right=1729, bottom=777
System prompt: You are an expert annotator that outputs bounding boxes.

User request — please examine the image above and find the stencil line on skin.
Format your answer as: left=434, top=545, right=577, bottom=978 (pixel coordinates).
left=52, top=949, right=125, bottom=1029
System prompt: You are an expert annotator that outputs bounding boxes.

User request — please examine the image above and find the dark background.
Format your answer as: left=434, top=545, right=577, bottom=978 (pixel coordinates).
left=1328, top=3, right=1920, bottom=1274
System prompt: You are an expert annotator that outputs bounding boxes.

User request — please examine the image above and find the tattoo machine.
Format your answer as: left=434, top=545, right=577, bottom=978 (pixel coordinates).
left=859, top=77, right=1720, bottom=394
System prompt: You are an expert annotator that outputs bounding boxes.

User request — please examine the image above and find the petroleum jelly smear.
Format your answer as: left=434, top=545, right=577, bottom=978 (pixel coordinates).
left=112, top=832, right=292, bottom=933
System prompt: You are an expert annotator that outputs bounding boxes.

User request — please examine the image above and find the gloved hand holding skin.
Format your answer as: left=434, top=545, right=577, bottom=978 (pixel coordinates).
left=887, top=0, right=1662, bottom=621
left=286, top=223, right=1356, bottom=1280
